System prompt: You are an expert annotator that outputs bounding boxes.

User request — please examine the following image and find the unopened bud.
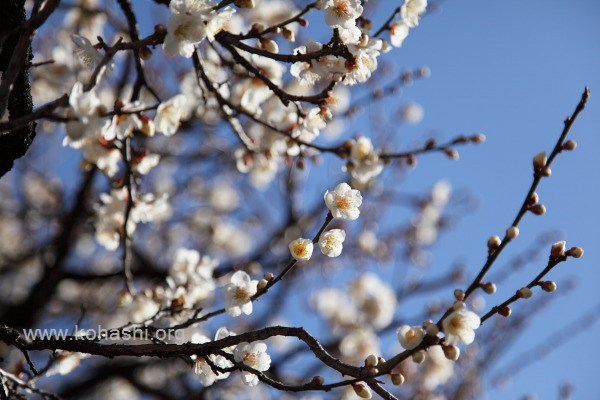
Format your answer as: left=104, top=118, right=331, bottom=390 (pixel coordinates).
left=257, top=279, right=268, bottom=290
left=299, top=18, right=309, bottom=27
left=282, top=27, right=295, bottom=42
left=366, top=367, right=379, bottom=377
left=412, top=351, right=425, bottom=364
left=506, top=226, right=519, bottom=239
left=488, top=235, right=501, bottom=251
left=234, top=0, right=255, bottom=8
left=518, top=287, right=533, bottom=299
left=391, top=373, right=405, bottom=385
left=454, top=289, right=465, bottom=301
left=140, top=46, right=153, bottom=60
left=423, top=320, right=439, bottom=336
left=259, top=38, right=279, bottom=53
left=154, top=24, right=167, bottom=36
left=530, top=204, right=546, bottom=215
left=540, top=281, right=557, bottom=292
left=481, top=282, right=497, bottom=294
left=528, top=192, right=539, bottom=205
left=562, top=140, right=577, bottom=151
left=380, top=39, right=392, bottom=53
left=566, top=246, right=584, bottom=258
left=251, top=22, right=266, bottom=34
left=352, top=382, right=372, bottom=399
left=550, top=241, right=566, bottom=258
left=533, top=151, right=547, bottom=169
left=365, top=354, right=378, bottom=367
left=443, top=344, right=460, bottom=361
left=452, top=301, right=466, bottom=311
left=311, top=376, right=324, bottom=385
left=499, top=306, right=511, bottom=317
left=471, top=133, right=486, bottom=143
left=444, top=149, right=459, bottom=160
left=541, top=166, right=552, bottom=176
left=358, top=34, right=369, bottom=47
left=406, top=154, right=417, bottom=167
left=264, top=272, right=274, bottom=281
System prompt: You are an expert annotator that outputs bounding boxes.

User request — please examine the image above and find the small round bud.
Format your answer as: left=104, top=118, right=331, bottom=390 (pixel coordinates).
left=259, top=38, right=279, bottom=53
left=412, top=351, right=426, bottom=364
left=562, top=140, right=577, bottom=151
left=352, top=383, right=372, bottom=399
left=311, top=376, right=324, bottom=385
left=567, top=246, right=584, bottom=258
left=406, top=154, right=417, bottom=167
left=140, top=46, right=153, bottom=60
left=234, top=0, right=256, bottom=7
left=550, top=241, right=566, bottom=258
left=257, top=279, right=268, bottom=290
left=264, top=272, right=274, bottom=281
left=452, top=300, right=466, bottom=311
left=377, top=356, right=386, bottom=365
left=498, top=306, right=512, bottom=317
left=365, top=354, right=378, bottom=367
left=528, top=192, right=539, bottom=205
left=282, top=27, right=295, bottom=42
left=442, top=344, right=460, bottom=361
left=391, top=373, right=405, bottom=385
left=481, top=282, right=497, bottom=294
left=541, top=166, right=552, bottom=177
left=506, top=226, right=519, bottom=239
left=154, top=24, right=167, bottom=35
left=540, top=281, right=557, bottom=292
left=423, top=320, right=439, bottom=336
left=471, top=133, right=486, bottom=143
left=251, top=22, right=266, bottom=33
left=299, top=18, right=309, bottom=27
left=488, top=235, right=501, bottom=251
left=533, top=151, right=547, bottom=169
left=530, top=204, right=546, bottom=215
left=366, top=367, right=379, bottom=377
left=444, top=149, right=459, bottom=160
left=454, top=289, right=465, bottom=301
left=518, top=287, right=533, bottom=299
left=417, top=66, right=431, bottom=78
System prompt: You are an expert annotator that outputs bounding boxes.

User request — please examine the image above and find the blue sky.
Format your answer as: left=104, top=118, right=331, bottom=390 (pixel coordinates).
left=382, top=1, right=600, bottom=398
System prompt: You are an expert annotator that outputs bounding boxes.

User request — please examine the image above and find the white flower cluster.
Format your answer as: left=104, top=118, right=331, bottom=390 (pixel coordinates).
left=64, top=82, right=192, bottom=251
left=313, top=273, right=396, bottom=363
left=95, top=187, right=171, bottom=251
left=163, top=0, right=234, bottom=58
left=288, top=182, right=361, bottom=261
left=344, top=136, right=384, bottom=184
left=390, top=0, right=428, bottom=48
left=192, top=327, right=235, bottom=386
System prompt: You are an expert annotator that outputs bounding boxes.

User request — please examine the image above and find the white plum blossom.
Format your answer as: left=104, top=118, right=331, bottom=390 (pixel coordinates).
left=163, top=0, right=213, bottom=58
left=224, top=271, right=258, bottom=316
left=339, top=327, right=379, bottom=365
left=397, top=325, right=425, bottom=350
left=390, top=22, right=410, bottom=48
left=192, top=328, right=234, bottom=386
left=400, top=101, right=424, bottom=124
left=319, top=0, right=363, bottom=29
left=133, top=153, right=160, bottom=175
left=69, top=82, right=101, bottom=118
left=289, top=238, right=314, bottom=261
left=324, top=182, right=362, bottom=220
left=233, top=342, right=271, bottom=386
left=154, top=94, right=188, bottom=136
left=71, top=34, right=102, bottom=69
left=127, top=294, right=160, bottom=323
left=442, top=308, right=481, bottom=345
left=345, top=136, right=384, bottom=183
left=46, top=351, right=89, bottom=377
left=401, top=0, right=428, bottom=28
left=319, top=229, right=346, bottom=257
left=349, top=273, right=397, bottom=329
left=95, top=187, right=171, bottom=251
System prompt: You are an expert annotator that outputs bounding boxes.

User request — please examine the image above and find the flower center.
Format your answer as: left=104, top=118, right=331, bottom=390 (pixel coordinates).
left=234, top=286, right=249, bottom=301
left=294, top=243, right=308, bottom=257
left=333, top=1, right=352, bottom=17
left=243, top=352, right=257, bottom=367
left=336, top=197, right=351, bottom=209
